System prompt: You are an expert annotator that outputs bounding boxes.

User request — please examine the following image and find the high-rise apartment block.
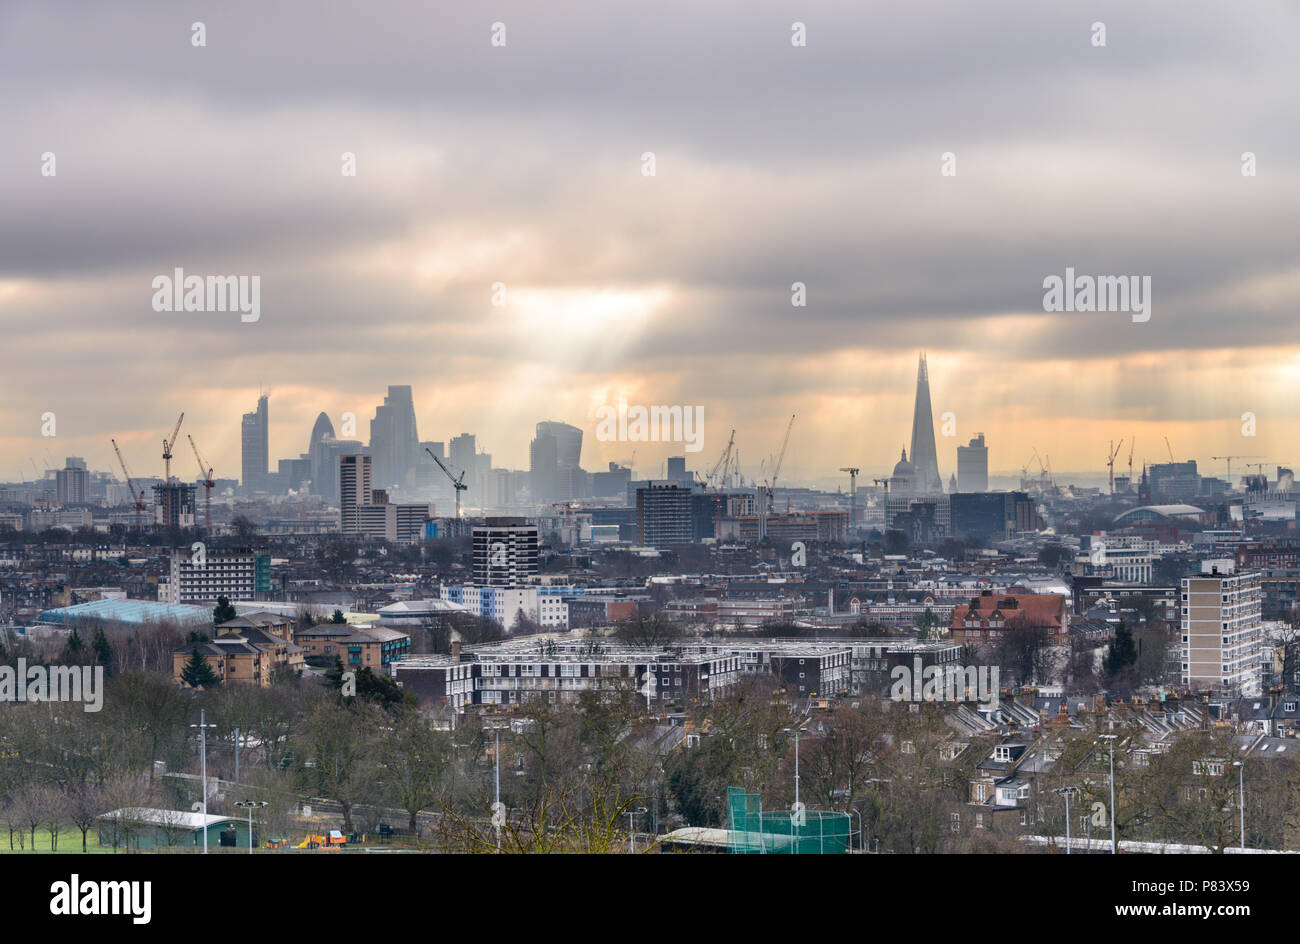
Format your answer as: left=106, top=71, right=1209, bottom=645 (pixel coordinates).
left=167, top=546, right=271, bottom=604
left=636, top=482, right=693, bottom=547
left=472, top=518, right=540, bottom=587
left=1181, top=566, right=1263, bottom=695
left=339, top=453, right=433, bottom=541
left=55, top=457, right=89, bottom=505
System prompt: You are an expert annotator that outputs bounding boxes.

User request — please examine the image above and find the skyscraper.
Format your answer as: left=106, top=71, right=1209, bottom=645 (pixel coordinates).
left=956, top=433, right=989, bottom=492
left=908, top=354, right=942, bottom=494
left=531, top=421, right=585, bottom=502
left=369, top=385, right=420, bottom=491
left=241, top=393, right=269, bottom=492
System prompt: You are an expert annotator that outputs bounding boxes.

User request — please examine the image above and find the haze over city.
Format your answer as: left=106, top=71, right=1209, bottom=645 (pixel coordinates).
left=3, top=0, right=1299, bottom=488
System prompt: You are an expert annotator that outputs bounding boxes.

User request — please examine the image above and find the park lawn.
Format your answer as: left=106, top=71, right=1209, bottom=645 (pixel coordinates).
left=0, top=821, right=116, bottom=853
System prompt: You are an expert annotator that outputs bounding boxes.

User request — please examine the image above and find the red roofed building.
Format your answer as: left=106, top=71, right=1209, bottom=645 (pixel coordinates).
left=949, top=588, right=1068, bottom=645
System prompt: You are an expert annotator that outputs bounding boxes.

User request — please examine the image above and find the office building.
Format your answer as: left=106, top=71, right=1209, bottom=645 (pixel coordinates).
left=1149, top=461, right=1200, bottom=500
left=369, top=385, right=420, bottom=491
left=956, top=434, right=988, bottom=493
left=949, top=492, right=1041, bottom=542
left=908, top=353, right=943, bottom=494
left=530, top=420, right=585, bottom=503
left=241, top=393, right=269, bottom=492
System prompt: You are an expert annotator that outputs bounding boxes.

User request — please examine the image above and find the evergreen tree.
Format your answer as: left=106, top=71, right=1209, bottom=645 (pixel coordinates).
left=180, top=649, right=220, bottom=688
left=212, top=595, right=237, bottom=624
left=92, top=627, right=113, bottom=674
left=329, top=609, right=347, bottom=624
left=1104, top=623, right=1138, bottom=677
left=61, top=627, right=85, bottom=664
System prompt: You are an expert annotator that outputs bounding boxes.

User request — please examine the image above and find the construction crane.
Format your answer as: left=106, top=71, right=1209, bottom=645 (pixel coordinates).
left=158, top=413, right=184, bottom=529
left=1211, top=455, right=1263, bottom=483
left=839, top=467, right=860, bottom=526
left=425, top=446, right=467, bottom=518
left=111, top=439, right=146, bottom=529
left=1164, top=436, right=1176, bottom=463
left=705, top=430, right=736, bottom=490
left=766, top=414, right=796, bottom=512
left=1128, top=438, right=1135, bottom=484
left=188, top=434, right=215, bottom=531
left=162, top=413, right=184, bottom=483
left=1107, top=439, right=1125, bottom=495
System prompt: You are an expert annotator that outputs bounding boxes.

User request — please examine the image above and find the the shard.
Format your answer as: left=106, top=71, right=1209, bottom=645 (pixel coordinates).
left=908, top=353, right=943, bottom=493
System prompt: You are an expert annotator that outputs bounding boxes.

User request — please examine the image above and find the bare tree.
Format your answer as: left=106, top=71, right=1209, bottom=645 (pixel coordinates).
left=66, top=781, right=105, bottom=853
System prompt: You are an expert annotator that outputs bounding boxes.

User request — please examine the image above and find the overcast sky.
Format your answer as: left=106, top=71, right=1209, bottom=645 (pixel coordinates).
left=2, top=0, right=1297, bottom=489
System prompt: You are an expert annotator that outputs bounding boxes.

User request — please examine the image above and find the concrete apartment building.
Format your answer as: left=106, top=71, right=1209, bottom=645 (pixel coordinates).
left=339, top=453, right=435, bottom=541
left=636, top=482, right=693, bottom=547
left=391, top=638, right=856, bottom=711
left=1181, top=565, right=1264, bottom=695
left=167, top=546, right=271, bottom=604
left=472, top=518, right=539, bottom=586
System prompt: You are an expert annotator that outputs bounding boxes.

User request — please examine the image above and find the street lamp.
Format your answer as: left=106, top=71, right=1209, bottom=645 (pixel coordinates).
left=627, top=806, right=649, bottom=854
left=1099, top=735, right=1118, bottom=854
left=485, top=721, right=509, bottom=853
left=189, top=709, right=217, bottom=854
left=1052, top=787, right=1080, bottom=854
left=783, top=705, right=813, bottom=824
left=234, top=800, right=267, bottom=854
left=1232, top=760, right=1245, bottom=851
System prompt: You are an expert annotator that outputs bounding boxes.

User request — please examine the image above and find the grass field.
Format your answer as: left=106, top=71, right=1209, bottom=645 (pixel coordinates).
left=0, top=821, right=116, bottom=853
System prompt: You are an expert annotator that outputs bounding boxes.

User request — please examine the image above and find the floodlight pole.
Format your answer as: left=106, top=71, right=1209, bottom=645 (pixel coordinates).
left=190, top=709, right=217, bottom=854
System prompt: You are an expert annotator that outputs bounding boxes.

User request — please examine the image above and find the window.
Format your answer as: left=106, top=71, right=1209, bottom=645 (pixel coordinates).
left=950, top=813, right=960, bottom=832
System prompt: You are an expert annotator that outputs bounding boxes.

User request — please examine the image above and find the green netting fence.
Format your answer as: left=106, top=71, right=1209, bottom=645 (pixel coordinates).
left=726, top=786, right=851, bottom=854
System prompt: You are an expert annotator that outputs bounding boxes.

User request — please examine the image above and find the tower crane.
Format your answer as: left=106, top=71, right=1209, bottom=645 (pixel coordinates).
left=426, top=447, right=467, bottom=518
left=705, top=430, right=736, bottom=490
left=1107, top=439, right=1124, bottom=495
left=111, top=439, right=146, bottom=530
left=839, top=466, right=860, bottom=526
left=1211, top=455, right=1263, bottom=484
left=188, top=434, right=215, bottom=531
left=162, top=413, right=184, bottom=482
left=160, top=413, right=184, bottom=528
left=766, top=413, right=796, bottom=512
left=1128, top=438, right=1134, bottom=485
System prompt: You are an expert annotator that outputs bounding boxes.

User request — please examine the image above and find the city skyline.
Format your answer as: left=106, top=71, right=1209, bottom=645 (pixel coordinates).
left=3, top=2, right=1298, bottom=489
left=11, top=352, right=1295, bottom=494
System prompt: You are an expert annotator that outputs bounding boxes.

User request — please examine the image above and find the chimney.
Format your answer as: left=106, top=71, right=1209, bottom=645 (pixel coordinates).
left=451, top=640, right=462, bottom=661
